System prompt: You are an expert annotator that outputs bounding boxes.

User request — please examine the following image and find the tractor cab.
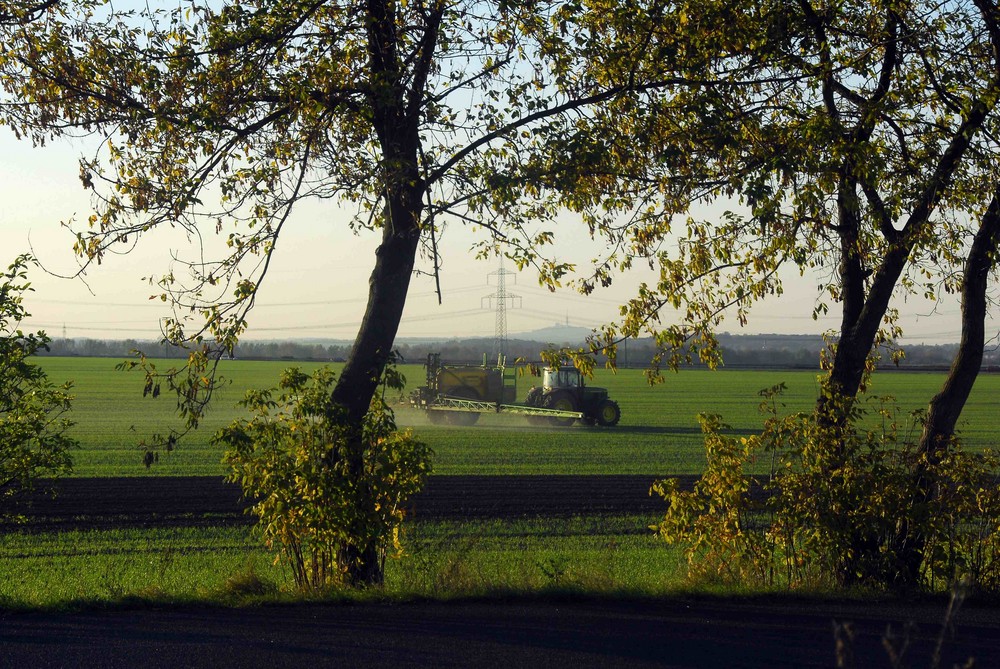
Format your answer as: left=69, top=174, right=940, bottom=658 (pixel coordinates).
left=542, top=366, right=583, bottom=391
left=525, top=364, right=620, bottom=427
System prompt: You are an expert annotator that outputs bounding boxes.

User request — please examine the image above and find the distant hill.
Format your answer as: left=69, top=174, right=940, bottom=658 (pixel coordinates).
left=512, top=323, right=592, bottom=345
left=289, top=324, right=593, bottom=347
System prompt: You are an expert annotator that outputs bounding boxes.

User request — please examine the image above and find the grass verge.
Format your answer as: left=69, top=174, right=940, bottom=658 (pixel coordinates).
left=3, top=513, right=995, bottom=612
left=0, top=515, right=692, bottom=611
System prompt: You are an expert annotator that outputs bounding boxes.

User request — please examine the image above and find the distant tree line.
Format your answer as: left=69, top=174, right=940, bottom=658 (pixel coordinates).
left=36, top=335, right=999, bottom=371
left=37, top=338, right=351, bottom=362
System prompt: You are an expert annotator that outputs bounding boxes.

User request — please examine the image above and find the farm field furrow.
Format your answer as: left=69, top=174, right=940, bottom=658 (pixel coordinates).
left=6, top=474, right=694, bottom=531
left=36, top=357, right=1000, bottom=477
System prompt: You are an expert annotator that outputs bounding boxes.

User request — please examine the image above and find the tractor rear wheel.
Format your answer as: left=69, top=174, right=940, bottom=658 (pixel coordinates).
left=595, top=399, right=621, bottom=427
left=445, top=386, right=481, bottom=426
left=544, top=391, right=578, bottom=426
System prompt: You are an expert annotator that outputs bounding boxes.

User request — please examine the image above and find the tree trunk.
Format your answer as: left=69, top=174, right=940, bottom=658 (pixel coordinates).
left=820, top=171, right=915, bottom=586
left=821, top=241, right=911, bottom=415
left=820, top=172, right=911, bottom=429
left=819, top=172, right=868, bottom=432
left=325, top=0, right=430, bottom=585
left=330, top=185, right=423, bottom=586
left=893, top=190, right=1000, bottom=587
left=820, top=73, right=996, bottom=423
left=331, top=190, right=423, bottom=426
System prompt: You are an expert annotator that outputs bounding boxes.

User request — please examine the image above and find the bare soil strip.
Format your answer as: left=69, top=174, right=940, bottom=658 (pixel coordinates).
left=5, top=475, right=708, bottom=531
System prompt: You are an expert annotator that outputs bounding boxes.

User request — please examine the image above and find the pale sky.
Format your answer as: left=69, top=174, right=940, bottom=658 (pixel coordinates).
left=0, top=130, right=977, bottom=347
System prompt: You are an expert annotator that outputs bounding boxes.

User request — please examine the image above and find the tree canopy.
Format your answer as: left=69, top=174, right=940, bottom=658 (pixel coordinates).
left=16, top=1, right=999, bottom=397
left=560, top=0, right=1000, bottom=383
left=2, top=1, right=697, bottom=423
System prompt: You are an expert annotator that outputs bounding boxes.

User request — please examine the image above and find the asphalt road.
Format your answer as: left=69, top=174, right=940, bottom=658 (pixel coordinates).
left=2, top=598, right=999, bottom=668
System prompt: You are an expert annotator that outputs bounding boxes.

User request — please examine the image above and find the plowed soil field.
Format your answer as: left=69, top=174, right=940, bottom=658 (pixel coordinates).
left=5, top=475, right=721, bottom=530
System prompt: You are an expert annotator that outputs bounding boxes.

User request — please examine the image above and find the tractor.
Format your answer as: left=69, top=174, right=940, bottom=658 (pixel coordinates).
left=410, top=354, right=621, bottom=427
left=524, top=366, right=621, bottom=426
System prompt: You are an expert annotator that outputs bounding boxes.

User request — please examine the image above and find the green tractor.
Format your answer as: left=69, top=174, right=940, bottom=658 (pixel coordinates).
left=524, top=366, right=621, bottom=426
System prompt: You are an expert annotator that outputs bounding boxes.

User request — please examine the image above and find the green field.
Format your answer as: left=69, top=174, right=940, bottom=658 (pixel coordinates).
left=0, top=516, right=684, bottom=609
left=9, top=357, right=1000, bottom=610
left=37, top=357, right=1000, bottom=477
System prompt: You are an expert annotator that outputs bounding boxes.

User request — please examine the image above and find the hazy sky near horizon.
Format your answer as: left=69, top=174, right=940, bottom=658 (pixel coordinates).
left=0, top=130, right=979, bottom=347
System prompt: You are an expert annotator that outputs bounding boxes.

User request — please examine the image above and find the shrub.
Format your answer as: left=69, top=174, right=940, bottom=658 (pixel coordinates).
left=0, top=254, right=75, bottom=512
left=653, top=384, right=1000, bottom=592
left=217, top=365, right=431, bottom=591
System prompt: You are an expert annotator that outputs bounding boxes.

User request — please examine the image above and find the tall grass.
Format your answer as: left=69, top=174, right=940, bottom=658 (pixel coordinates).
left=0, top=516, right=688, bottom=610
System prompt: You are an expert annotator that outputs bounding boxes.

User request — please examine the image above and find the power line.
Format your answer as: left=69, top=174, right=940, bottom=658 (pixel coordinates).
left=26, top=285, right=488, bottom=310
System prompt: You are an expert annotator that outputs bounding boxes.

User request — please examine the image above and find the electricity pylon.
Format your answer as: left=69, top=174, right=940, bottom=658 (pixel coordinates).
left=482, top=263, right=521, bottom=362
